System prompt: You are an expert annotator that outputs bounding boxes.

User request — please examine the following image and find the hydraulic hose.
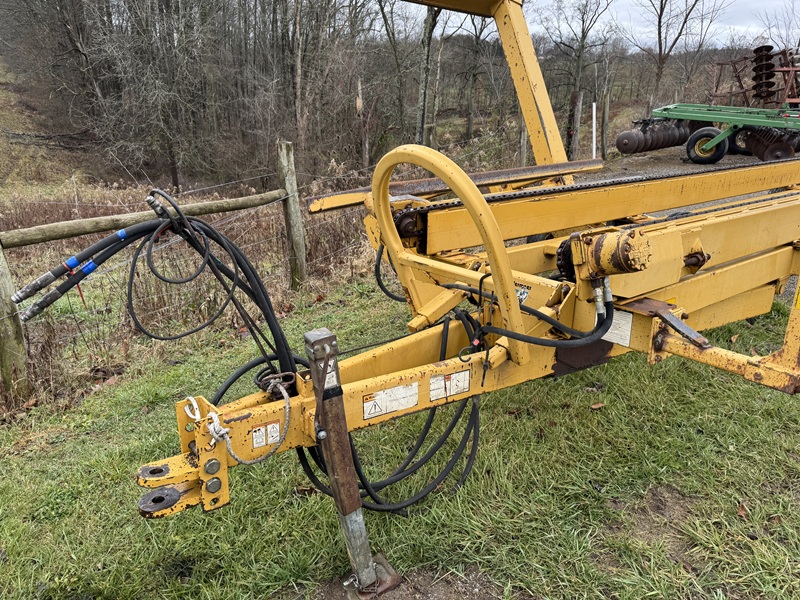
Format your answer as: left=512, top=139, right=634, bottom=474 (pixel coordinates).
left=375, top=243, right=405, bottom=302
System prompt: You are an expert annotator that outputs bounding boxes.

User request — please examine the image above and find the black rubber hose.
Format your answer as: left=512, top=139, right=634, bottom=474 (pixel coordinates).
left=21, top=230, right=153, bottom=321
left=380, top=316, right=451, bottom=477
left=123, top=214, right=295, bottom=374
left=375, top=243, right=406, bottom=302
left=297, top=313, right=481, bottom=511
left=212, top=354, right=309, bottom=405
left=298, top=400, right=479, bottom=513
left=354, top=398, right=470, bottom=492
left=443, top=283, right=595, bottom=339
left=477, top=300, right=614, bottom=348
left=126, top=226, right=238, bottom=342
left=357, top=399, right=479, bottom=512
left=455, top=396, right=480, bottom=490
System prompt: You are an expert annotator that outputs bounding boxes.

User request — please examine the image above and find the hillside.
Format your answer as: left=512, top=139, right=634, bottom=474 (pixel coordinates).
left=0, top=57, right=93, bottom=187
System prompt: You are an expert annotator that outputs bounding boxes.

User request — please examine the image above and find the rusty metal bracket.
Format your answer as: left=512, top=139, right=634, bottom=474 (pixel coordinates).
left=624, top=298, right=711, bottom=349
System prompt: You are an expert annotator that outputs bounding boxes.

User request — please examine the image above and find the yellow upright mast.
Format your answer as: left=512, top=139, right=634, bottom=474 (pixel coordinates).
left=407, top=0, right=569, bottom=167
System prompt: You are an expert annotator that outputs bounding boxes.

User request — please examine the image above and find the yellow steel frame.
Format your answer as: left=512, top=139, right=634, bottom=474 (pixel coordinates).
left=138, top=142, right=800, bottom=516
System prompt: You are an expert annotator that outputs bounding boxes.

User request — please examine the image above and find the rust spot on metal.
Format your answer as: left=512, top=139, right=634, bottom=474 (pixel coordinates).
left=552, top=340, right=614, bottom=376
left=137, top=464, right=170, bottom=480
left=224, top=412, right=252, bottom=424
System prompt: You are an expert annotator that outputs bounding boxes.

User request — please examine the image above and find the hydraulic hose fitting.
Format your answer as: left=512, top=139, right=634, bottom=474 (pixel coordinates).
left=12, top=271, right=56, bottom=304
left=146, top=195, right=169, bottom=219
left=592, top=279, right=606, bottom=317
left=603, top=276, right=613, bottom=304
left=20, top=288, right=63, bottom=322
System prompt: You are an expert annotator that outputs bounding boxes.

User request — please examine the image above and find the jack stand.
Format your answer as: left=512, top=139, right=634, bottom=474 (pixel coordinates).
left=342, top=554, right=402, bottom=599
left=305, top=328, right=402, bottom=598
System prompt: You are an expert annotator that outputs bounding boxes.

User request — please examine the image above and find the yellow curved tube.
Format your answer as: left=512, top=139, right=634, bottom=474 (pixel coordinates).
left=371, top=144, right=529, bottom=366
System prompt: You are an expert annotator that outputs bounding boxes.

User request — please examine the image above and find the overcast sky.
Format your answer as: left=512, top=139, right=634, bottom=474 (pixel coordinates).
left=521, top=0, right=795, bottom=48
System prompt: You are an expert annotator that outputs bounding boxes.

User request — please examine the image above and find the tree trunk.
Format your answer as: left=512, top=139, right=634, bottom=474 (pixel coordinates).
left=0, top=247, right=30, bottom=408
left=566, top=90, right=583, bottom=160
left=415, top=7, right=438, bottom=145
left=601, top=94, right=609, bottom=160
left=293, top=0, right=306, bottom=151
left=357, top=78, right=370, bottom=169
left=428, top=34, right=446, bottom=150
left=168, top=142, right=180, bottom=190
left=466, top=72, right=477, bottom=139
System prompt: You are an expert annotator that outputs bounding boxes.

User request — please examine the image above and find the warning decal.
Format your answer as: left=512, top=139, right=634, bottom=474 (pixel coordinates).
left=318, top=358, right=338, bottom=389
left=430, top=370, right=470, bottom=401
left=252, top=420, right=281, bottom=449
left=266, top=420, right=280, bottom=445
left=252, top=425, right=266, bottom=448
left=363, top=383, right=419, bottom=420
left=602, top=310, right=633, bottom=347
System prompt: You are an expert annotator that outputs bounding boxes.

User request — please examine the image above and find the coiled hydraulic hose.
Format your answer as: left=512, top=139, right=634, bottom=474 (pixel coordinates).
left=14, top=189, right=295, bottom=375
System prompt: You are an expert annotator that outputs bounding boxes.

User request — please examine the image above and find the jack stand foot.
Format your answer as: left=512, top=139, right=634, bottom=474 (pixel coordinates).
left=343, top=554, right=402, bottom=599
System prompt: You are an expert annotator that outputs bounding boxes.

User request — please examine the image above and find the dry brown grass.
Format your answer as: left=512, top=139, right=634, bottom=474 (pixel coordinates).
left=0, top=179, right=366, bottom=412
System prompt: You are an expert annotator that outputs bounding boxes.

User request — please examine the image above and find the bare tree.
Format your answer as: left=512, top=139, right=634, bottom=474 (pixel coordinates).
left=544, top=0, right=614, bottom=158
left=618, top=0, right=729, bottom=112
left=758, top=0, right=800, bottom=50
left=415, top=6, right=441, bottom=145
left=377, top=0, right=418, bottom=138
left=460, top=16, right=492, bottom=139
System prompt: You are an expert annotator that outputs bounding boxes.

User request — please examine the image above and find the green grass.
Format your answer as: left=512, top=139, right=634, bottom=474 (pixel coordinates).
left=2, top=285, right=800, bottom=599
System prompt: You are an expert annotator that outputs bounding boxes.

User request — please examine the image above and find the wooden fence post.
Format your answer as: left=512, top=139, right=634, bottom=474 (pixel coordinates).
left=277, top=141, right=308, bottom=290
left=0, top=245, right=30, bottom=407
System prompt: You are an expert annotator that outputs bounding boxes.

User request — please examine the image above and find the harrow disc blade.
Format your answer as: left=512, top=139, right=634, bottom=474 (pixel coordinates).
left=615, top=130, right=639, bottom=153
left=753, top=71, right=777, bottom=81
left=633, top=129, right=645, bottom=152
left=763, top=142, right=795, bottom=161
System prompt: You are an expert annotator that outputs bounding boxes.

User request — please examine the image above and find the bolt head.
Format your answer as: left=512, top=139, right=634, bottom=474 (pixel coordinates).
left=317, top=429, right=328, bottom=441
left=206, top=477, right=222, bottom=494
left=204, top=458, right=221, bottom=475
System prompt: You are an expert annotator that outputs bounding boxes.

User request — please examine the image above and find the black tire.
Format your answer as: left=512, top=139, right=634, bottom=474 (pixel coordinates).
left=728, top=129, right=752, bottom=155
left=686, top=127, right=728, bottom=164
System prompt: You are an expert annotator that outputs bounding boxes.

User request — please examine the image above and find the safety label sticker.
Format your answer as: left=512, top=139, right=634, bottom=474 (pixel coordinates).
left=252, top=420, right=280, bottom=449
left=602, top=310, right=633, bottom=347
left=363, top=383, right=419, bottom=420
left=318, top=358, right=338, bottom=389
left=430, top=370, right=470, bottom=401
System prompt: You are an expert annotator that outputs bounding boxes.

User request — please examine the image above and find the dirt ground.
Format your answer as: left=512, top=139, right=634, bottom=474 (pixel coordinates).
left=299, top=568, right=518, bottom=600
left=281, top=569, right=520, bottom=600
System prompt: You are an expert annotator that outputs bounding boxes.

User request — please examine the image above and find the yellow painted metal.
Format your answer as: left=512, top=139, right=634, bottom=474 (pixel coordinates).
left=403, top=0, right=507, bottom=17
left=137, top=0, right=800, bottom=521
left=423, top=159, right=800, bottom=254
left=659, top=334, right=799, bottom=393
left=371, top=145, right=531, bottom=365
left=407, top=288, right=466, bottom=331
left=493, top=0, right=570, bottom=172
left=308, top=161, right=601, bottom=214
